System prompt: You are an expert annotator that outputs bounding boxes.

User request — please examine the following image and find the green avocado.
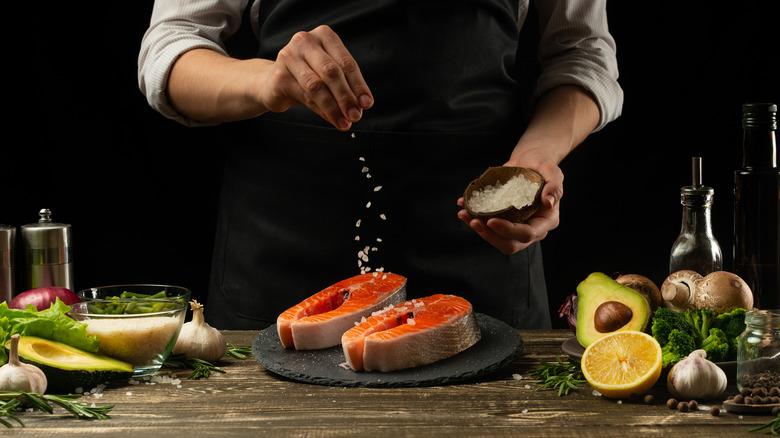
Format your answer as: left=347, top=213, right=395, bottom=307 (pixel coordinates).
left=576, top=272, right=651, bottom=348
left=8, top=336, right=134, bottom=393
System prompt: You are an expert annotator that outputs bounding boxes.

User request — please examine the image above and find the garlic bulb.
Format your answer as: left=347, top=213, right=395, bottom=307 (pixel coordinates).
left=667, top=349, right=727, bottom=400
left=0, top=334, right=48, bottom=394
left=173, top=300, right=227, bottom=363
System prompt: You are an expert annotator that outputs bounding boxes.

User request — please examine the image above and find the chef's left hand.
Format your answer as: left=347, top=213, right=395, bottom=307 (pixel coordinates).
left=457, top=158, right=563, bottom=255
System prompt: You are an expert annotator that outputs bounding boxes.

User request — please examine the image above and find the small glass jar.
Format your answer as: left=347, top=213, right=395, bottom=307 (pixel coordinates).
left=737, top=310, right=780, bottom=391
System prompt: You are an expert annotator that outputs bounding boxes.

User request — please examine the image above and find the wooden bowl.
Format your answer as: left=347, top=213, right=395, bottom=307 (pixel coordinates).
left=463, top=167, right=545, bottom=222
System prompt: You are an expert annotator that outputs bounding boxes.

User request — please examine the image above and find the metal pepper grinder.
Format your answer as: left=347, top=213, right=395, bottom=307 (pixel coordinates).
left=21, top=209, right=74, bottom=291
left=0, top=224, right=15, bottom=302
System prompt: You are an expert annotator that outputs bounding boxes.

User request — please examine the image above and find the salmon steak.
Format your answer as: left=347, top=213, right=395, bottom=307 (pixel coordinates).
left=341, top=294, right=481, bottom=372
left=277, top=272, right=407, bottom=350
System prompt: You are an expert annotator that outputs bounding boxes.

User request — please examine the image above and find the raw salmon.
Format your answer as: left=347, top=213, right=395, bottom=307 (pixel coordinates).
left=341, top=294, right=481, bottom=372
left=277, top=272, right=407, bottom=350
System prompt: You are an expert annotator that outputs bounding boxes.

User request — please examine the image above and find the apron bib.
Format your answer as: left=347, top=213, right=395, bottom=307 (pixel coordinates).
left=205, top=0, right=551, bottom=329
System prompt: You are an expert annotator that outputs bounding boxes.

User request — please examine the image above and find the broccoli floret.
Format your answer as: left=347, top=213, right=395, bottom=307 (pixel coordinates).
left=651, top=307, right=695, bottom=347
left=661, top=329, right=696, bottom=368
left=714, top=308, right=747, bottom=359
left=683, top=308, right=717, bottom=345
left=701, top=327, right=730, bottom=362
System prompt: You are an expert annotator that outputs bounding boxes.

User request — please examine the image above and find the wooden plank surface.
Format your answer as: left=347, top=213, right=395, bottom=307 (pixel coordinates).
left=4, top=330, right=773, bottom=436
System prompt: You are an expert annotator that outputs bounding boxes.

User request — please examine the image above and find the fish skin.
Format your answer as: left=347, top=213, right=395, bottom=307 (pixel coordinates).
left=277, top=273, right=407, bottom=350
left=341, top=294, right=481, bottom=372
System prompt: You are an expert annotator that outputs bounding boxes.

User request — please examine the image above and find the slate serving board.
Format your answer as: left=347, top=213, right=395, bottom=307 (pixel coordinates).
left=252, top=313, right=523, bottom=387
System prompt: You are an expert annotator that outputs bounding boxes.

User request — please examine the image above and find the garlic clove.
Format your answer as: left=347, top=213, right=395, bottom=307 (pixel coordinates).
left=0, top=334, right=48, bottom=394
left=172, top=300, right=227, bottom=363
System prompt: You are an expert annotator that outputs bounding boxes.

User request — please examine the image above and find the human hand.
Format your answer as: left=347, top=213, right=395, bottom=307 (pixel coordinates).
left=261, top=25, right=373, bottom=131
left=457, top=160, right=563, bottom=255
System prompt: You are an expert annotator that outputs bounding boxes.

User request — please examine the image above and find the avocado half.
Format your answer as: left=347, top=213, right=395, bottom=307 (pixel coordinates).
left=575, top=272, right=651, bottom=348
left=8, top=336, right=134, bottom=393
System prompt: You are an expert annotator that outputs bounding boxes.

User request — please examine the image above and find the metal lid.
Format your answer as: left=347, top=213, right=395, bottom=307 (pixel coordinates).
left=21, top=208, right=72, bottom=252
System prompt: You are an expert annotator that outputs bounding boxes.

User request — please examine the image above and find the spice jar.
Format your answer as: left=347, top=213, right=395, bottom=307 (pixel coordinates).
left=737, top=310, right=780, bottom=391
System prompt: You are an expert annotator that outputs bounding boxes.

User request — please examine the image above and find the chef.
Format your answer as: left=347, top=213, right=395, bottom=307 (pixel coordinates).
left=138, top=0, right=623, bottom=330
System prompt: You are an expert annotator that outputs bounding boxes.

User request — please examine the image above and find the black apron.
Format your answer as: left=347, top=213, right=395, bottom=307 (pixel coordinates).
left=205, top=0, right=551, bottom=330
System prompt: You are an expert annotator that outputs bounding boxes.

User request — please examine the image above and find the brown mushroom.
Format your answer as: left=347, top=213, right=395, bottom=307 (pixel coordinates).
left=661, top=270, right=703, bottom=311
left=694, top=271, right=753, bottom=313
left=615, top=274, right=663, bottom=312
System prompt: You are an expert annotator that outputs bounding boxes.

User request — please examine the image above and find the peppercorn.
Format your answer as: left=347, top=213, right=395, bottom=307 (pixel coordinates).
left=644, top=394, right=655, bottom=405
left=689, top=400, right=698, bottom=411
left=678, top=401, right=690, bottom=412
left=710, top=406, right=720, bottom=416
left=667, top=398, right=678, bottom=409
left=753, top=387, right=768, bottom=398
left=773, top=406, right=780, bottom=416
left=744, top=396, right=755, bottom=405
left=770, top=387, right=780, bottom=397
left=742, top=387, right=753, bottom=397
left=734, top=394, right=744, bottom=404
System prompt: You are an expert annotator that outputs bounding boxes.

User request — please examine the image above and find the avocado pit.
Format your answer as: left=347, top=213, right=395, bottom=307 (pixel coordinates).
left=594, top=301, right=634, bottom=333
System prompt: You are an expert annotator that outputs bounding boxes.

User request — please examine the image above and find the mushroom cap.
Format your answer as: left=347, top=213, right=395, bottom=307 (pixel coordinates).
left=660, top=270, right=703, bottom=312
left=615, top=274, right=662, bottom=312
left=694, top=271, right=753, bottom=313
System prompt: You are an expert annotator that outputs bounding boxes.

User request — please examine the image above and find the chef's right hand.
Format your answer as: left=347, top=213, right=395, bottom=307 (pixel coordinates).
left=262, top=25, right=374, bottom=131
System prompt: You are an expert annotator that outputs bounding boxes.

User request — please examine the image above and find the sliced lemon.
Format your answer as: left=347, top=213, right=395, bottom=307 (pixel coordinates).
left=580, top=330, right=662, bottom=400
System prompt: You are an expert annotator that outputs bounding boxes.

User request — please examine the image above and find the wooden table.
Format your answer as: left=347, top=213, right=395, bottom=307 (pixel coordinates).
left=5, top=330, right=773, bottom=436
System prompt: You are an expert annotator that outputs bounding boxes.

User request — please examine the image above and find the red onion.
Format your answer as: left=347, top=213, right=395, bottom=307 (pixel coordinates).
left=8, top=287, right=81, bottom=311
left=557, top=294, right=578, bottom=334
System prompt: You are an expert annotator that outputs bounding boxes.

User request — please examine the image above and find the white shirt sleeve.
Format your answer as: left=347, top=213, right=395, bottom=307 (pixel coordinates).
left=137, top=0, right=251, bottom=126
left=531, top=0, right=624, bottom=131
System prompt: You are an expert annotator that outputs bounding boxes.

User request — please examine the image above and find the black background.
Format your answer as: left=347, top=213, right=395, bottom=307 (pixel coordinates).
left=6, top=1, right=777, bottom=329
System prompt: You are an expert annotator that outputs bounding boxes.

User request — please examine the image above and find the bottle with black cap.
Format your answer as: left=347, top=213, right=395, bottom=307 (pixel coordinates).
left=734, top=102, right=779, bottom=309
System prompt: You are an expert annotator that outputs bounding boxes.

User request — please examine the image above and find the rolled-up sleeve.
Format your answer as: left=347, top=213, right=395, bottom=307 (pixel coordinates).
left=138, top=0, right=249, bottom=126
left=532, top=0, right=624, bottom=131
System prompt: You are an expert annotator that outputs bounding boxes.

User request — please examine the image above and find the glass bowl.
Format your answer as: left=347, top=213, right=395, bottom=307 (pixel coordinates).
left=68, top=298, right=187, bottom=376
left=77, top=284, right=191, bottom=304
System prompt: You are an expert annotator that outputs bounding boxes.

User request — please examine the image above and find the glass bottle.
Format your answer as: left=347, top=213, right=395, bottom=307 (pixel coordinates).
left=669, top=157, right=723, bottom=275
left=734, top=103, right=779, bottom=309
left=737, top=309, right=780, bottom=391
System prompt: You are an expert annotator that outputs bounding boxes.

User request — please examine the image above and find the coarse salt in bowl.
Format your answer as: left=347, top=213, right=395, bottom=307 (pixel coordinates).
left=68, top=298, right=187, bottom=377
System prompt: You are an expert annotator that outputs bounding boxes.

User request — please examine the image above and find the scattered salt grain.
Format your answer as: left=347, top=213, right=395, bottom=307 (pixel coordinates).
left=126, top=392, right=133, bottom=396
left=74, top=387, right=83, bottom=394
left=512, top=374, right=522, bottom=380
left=592, top=390, right=602, bottom=396
left=616, top=400, right=622, bottom=405
left=521, top=409, right=528, bottom=413
left=524, top=384, right=531, bottom=389
left=338, top=362, right=351, bottom=369
left=406, top=318, right=416, bottom=325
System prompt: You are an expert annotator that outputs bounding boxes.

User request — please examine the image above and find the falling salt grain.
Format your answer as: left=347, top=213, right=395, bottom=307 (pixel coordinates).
left=361, top=166, right=369, bottom=173
left=366, top=201, right=371, bottom=208
left=377, top=238, right=382, bottom=242
left=356, top=219, right=361, bottom=227
left=359, top=157, right=365, bottom=161
left=351, top=133, right=356, bottom=139
left=379, top=214, right=387, bottom=220
left=355, top=235, right=360, bottom=241
left=374, top=186, right=382, bottom=192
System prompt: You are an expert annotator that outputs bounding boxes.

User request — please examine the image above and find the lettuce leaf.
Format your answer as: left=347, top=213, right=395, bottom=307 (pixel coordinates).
left=0, top=298, right=99, bottom=365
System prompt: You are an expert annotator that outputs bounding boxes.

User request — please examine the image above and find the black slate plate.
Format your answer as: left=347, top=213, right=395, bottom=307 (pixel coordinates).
left=252, top=313, right=523, bottom=387
left=561, top=336, right=737, bottom=381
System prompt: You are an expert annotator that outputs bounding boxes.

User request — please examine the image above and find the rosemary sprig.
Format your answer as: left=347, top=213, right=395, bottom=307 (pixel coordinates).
left=0, top=391, right=114, bottom=428
left=163, top=354, right=226, bottom=379
left=750, top=413, right=780, bottom=435
left=529, top=356, right=586, bottom=396
left=226, top=343, right=253, bottom=359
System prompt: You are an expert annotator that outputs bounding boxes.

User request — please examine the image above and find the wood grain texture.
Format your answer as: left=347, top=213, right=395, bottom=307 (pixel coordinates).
left=5, top=330, right=768, bottom=436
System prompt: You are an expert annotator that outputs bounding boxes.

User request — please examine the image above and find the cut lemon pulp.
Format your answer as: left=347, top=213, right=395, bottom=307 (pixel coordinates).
left=580, top=330, right=662, bottom=400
